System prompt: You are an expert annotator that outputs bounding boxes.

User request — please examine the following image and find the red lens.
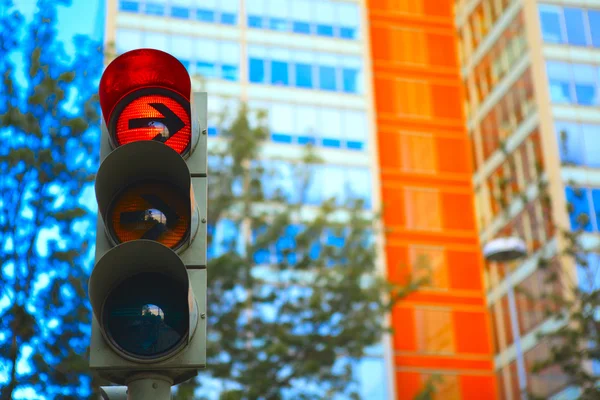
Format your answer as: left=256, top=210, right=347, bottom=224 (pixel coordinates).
left=113, top=93, right=191, bottom=154
left=99, top=48, right=191, bottom=125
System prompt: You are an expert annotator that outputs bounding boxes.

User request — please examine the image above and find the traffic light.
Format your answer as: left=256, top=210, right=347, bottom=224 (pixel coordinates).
left=88, top=48, right=207, bottom=386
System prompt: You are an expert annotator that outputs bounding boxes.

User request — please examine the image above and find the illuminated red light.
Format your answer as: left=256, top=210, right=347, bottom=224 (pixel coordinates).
left=114, top=94, right=191, bottom=154
left=99, top=49, right=192, bottom=154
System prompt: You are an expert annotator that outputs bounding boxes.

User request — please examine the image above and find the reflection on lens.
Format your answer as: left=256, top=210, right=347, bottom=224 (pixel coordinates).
left=103, top=272, right=188, bottom=358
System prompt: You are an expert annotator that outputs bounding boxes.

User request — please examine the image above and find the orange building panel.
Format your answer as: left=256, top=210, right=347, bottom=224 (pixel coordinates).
left=366, top=0, right=497, bottom=398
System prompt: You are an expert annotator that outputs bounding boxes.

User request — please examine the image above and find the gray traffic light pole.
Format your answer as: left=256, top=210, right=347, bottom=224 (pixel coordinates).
left=100, top=375, right=172, bottom=400
left=127, top=375, right=172, bottom=400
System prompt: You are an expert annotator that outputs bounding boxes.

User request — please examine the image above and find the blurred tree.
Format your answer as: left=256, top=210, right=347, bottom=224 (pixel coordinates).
left=0, top=0, right=104, bottom=398
left=527, top=201, right=600, bottom=399
left=171, top=104, right=422, bottom=399
left=494, top=141, right=600, bottom=398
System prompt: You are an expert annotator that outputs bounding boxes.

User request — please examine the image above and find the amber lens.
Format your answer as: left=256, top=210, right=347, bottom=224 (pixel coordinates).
left=108, top=181, right=190, bottom=249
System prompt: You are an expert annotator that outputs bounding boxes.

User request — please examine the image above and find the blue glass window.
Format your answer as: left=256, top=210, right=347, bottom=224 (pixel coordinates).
left=293, top=21, right=311, bottom=34
left=269, top=18, right=287, bottom=31
left=298, top=136, right=315, bottom=145
left=171, top=6, right=190, bottom=19
left=248, top=15, right=264, bottom=28
left=342, top=68, right=359, bottom=93
left=582, top=124, right=600, bottom=167
left=340, top=27, right=357, bottom=39
left=119, top=0, right=139, bottom=12
left=338, top=3, right=359, bottom=40
left=145, top=2, right=165, bottom=16
left=589, top=11, right=600, bottom=48
left=538, top=5, right=564, bottom=43
left=565, top=187, right=593, bottom=232
left=222, top=65, right=239, bottom=81
left=249, top=58, right=265, bottom=83
left=348, top=168, right=372, bottom=209
left=197, top=62, right=218, bottom=78
left=271, top=61, right=289, bottom=86
left=555, top=121, right=584, bottom=166
left=322, top=138, right=341, bottom=148
left=197, top=9, right=215, bottom=22
left=178, top=59, right=191, bottom=70
left=317, top=24, right=334, bottom=37
left=220, top=13, right=237, bottom=25
left=592, top=192, right=600, bottom=236
left=295, top=63, right=313, bottom=88
left=564, top=8, right=587, bottom=46
left=271, top=133, right=293, bottom=143
left=573, top=64, right=598, bottom=106
left=319, top=66, right=337, bottom=91
left=546, top=61, right=573, bottom=104
left=347, top=140, right=363, bottom=150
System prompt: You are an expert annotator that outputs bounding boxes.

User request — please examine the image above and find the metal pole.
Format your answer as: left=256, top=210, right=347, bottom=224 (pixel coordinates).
left=126, top=374, right=173, bottom=400
left=100, top=386, right=128, bottom=400
left=504, top=265, right=528, bottom=400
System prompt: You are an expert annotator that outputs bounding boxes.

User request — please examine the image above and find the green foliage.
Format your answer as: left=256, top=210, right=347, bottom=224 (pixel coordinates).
left=0, top=0, right=104, bottom=398
left=171, top=103, right=419, bottom=399
left=520, top=176, right=600, bottom=398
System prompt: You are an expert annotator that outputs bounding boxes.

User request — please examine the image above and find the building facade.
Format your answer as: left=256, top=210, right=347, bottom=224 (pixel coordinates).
left=104, top=0, right=389, bottom=398
left=366, top=0, right=498, bottom=399
left=456, top=0, right=600, bottom=398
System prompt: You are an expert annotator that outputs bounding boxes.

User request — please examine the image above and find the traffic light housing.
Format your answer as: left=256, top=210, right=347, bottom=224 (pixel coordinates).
left=89, top=49, right=207, bottom=385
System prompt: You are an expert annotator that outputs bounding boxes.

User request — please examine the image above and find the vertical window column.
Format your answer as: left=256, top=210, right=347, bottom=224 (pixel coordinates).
left=196, top=0, right=217, bottom=22
left=269, top=103, right=294, bottom=143
left=572, top=64, right=599, bottom=106
left=221, top=42, right=240, bottom=81
left=195, top=38, right=219, bottom=78
left=340, top=55, right=362, bottom=94
left=315, top=2, right=335, bottom=37
left=292, top=51, right=315, bottom=89
left=318, top=108, right=342, bottom=148
left=170, top=35, right=193, bottom=70
left=295, top=105, right=318, bottom=145
left=589, top=10, right=600, bottom=47
left=268, top=0, right=289, bottom=31
left=291, top=0, right=312, bottom=34
left=563, top=7, right=587, bottom=46
left=546, top=61, right=574, bottom=104
left=338, top=2, right=359, bottom=39
left=247, top=0, right=266, bottom=28
left=270, top=48, right=290, bottom=86
left=538, top=5, right=566, bottom=44
left=318, top=54, right=337, bottom=91
left=220, top=0, right=239, bottom=25
left=343, top=110, right=367, bottom=150
left=248, top=45, right=267, bottom=84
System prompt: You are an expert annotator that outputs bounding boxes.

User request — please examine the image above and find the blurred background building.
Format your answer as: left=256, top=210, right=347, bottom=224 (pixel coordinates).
left=50, top=0, right=600, bottom=398
left=367, top=0, right=497, bottom=399
left=104, top=0, right=385, bottom=398
left=102, top=0, right=501, bottom=398
left=456, top=0, right=600, bottom=398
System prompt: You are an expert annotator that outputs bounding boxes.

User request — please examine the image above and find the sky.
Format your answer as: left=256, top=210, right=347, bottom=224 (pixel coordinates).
left=15, top=0, right=104, bottom=54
